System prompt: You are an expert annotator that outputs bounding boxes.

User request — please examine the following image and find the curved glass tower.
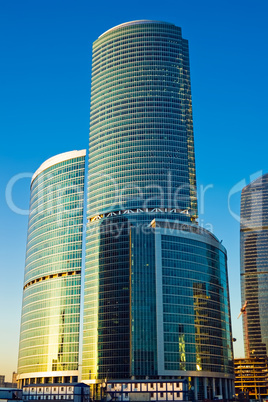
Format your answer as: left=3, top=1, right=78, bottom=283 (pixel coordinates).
left=241, top=173, right=268, bottom=358
left=17, top=150, right=86, bottom=387
left=88, top=20, right=197, bottom=218
left=83, top=21, right=234, bottom=399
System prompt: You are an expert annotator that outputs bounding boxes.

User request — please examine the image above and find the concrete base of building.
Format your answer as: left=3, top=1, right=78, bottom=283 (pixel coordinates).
left=82, top=377, right=235, bottom=401
left=21, top=383, right=90, bottom=402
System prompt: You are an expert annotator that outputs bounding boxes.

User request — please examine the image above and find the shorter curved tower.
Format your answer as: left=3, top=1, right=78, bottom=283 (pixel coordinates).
left=17, top=150, right=86, bottom=387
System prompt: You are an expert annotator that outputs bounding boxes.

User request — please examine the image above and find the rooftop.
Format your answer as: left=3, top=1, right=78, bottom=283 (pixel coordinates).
left=99, top=20, right=175, bottom=38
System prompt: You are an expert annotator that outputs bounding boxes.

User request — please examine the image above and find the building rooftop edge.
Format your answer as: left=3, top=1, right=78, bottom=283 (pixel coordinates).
left=31, top=149, right=86, bottom=185
left=98, top=20, right=176, bottom=39
left=242, top=173, right=268, bottom=193
left=150, top=218, right=226, bottom=253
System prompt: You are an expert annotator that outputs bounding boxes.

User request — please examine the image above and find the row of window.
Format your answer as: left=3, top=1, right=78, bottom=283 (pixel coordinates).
left=19, top=344, right=80, bottom=358
left=19, top=335, right=80, bottom=350
left=26, top=244, right=83, bottom=266
left=29, top=201, right=84, bottom=228
left=25, top=254, right=82, bottom=276
left=22, top=376, right=77, bottom=385
left=32, top=173, right=84, bottom=199
left=93, top=54, right=186, bottom=73
left=18, top=362, right=78, bottom=374
left=93, top=41, right=185, bottom=61
left=91, top=96, right=189, bottom=116
left=90, top=137, right=193, bottom=151
left=30, top=193, right=84, bottom=217
left=32, top=158, right=85, bottom=189
left=91, top=91, right=189, bottom=111
left=164, top=362, right=233, bottom=373
left=21, top=296, right=80, bottom=317
left=21, top=315, right=80, bottom=333
left=27, top=233, right=83, bottom=256
left=24, top=262, right=82, bottom=284
left=91, top=139, right=190, bottom=151
left=27, top=220, right=83, bottom=247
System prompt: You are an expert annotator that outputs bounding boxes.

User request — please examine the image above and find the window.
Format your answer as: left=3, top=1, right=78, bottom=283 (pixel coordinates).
left=160, top=392, right=164, bottom=398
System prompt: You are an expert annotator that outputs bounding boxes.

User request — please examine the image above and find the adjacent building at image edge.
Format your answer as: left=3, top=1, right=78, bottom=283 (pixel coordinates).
left=240, top=173, right=268, bottom=359
left=236, top=174, right=268, bottom=398
left=17, top=150, right=86, bottom=388
left=234, top=357, right=268, bottom=399
left=82, top=20, right=234, bottom=400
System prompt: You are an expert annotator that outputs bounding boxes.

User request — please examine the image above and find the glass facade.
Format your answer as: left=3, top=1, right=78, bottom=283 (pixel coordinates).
left=82, top=20, right=234, bottom=398
left=83, top=20, right=199, bottom=381
left=159, top=228, right=232, bottom=374
left=241, top=174, right=268, bottom=358
left=130, top=224, right=157, bottom=377
left=88, top=20, right=197, bottom=219
left=83, top=216, right=131, bottom=380
left=17, top=150, right=86, bottom=386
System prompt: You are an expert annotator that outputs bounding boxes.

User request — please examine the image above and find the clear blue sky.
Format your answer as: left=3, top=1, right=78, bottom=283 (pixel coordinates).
left=1, top=0, right=268, bottom=381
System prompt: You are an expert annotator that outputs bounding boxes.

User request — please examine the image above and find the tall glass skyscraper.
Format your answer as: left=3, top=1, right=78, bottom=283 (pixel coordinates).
left=17, top=150, right=86, bottom=388
left=82, top=21, right=234, bottom=399
left=87, top=20, right=197, bottom=218
left=241, top=174, right=268, bottom=358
